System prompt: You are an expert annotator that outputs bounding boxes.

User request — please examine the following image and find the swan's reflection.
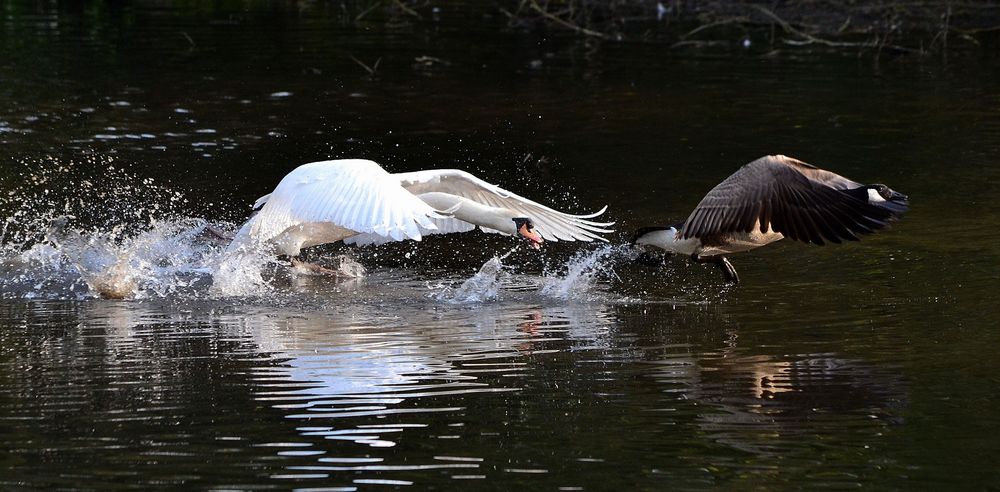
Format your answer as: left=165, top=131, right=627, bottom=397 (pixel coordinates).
left=237, top=299, right=616, bottom=447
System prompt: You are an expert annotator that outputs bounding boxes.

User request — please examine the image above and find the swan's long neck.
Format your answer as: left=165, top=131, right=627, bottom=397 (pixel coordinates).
left=417, top=192, right=517, bottom=234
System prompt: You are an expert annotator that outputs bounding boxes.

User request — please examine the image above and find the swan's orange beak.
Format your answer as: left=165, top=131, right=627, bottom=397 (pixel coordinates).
left=518, top=223, right=544, bottom=250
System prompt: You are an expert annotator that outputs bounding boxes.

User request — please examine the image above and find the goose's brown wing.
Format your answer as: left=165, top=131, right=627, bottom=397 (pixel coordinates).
left=679, top=155, right=904, bottom=245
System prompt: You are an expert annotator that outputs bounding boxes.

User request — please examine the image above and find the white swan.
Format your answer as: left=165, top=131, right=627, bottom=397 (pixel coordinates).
left=226, top=159, right=614, bottom=259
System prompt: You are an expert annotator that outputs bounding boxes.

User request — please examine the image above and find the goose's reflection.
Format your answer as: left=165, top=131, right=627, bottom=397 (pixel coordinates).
left=635, top=306, right=908, bottom=458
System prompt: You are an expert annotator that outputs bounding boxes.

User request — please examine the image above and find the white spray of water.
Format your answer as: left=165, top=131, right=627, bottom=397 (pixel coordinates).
left=539, top=244, right=627, bottom=301
left=433, top=244, right=630, bottom=304
left=0, top=156, right=265, bottom=300
left=445, top=256, right=505, bottom=303
left=211, top=246, right=372, bottom=297
left=0, top=154, right=376, bottom=299
left=209, top=246, right=275, bottom=298
left=2, top=216, right=232, bottom=300
left=433, top=247, right=520, bottom=304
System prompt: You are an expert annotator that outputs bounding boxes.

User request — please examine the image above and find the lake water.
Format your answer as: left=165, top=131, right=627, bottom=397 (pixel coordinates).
left=2, top=2, right=999, bottom=489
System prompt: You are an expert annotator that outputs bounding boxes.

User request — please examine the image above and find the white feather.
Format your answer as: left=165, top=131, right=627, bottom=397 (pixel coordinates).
left=867, top=188, right=887, bottom=203
left=635, top=227, right=699, bottom=255
left=344, top=216, right=476, bottom=246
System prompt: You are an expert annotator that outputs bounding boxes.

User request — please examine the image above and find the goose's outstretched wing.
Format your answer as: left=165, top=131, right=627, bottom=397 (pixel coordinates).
left=680, top=155, right=909, bottom=245
left=393, top=169, right=614, bottom=242
left=230, top=160, right=442, bottom=251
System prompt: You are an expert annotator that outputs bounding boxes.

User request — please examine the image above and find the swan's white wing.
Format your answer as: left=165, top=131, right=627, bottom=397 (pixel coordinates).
left=394, top=169, right=614, bottom=242
left=236, top=159, right=441, bottom=250
left=344, top=216, right=476, bottom=246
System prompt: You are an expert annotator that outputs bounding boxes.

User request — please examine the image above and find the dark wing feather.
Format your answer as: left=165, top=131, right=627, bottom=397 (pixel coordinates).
left=680, top=155, right=907, bottom=245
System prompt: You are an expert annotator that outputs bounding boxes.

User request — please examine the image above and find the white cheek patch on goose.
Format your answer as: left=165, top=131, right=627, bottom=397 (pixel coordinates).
left=867, top=188, right=887, bottom=203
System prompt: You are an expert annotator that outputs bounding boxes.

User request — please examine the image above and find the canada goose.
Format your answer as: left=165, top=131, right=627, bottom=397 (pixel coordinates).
left=633, top=155, right=908, bottom=283
left=226, top=159, right=614, bottom=268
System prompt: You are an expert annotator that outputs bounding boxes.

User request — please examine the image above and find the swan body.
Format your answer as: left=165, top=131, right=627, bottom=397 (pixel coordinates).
left=634, top=155, right=909, bottom=282
left=228, top=159, right=613, bottom=256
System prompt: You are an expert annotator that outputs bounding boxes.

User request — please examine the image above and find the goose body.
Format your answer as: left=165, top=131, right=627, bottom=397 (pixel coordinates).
left=227, top=159, right=613, bottom=257
left=634, top=155, right=908, bottom=282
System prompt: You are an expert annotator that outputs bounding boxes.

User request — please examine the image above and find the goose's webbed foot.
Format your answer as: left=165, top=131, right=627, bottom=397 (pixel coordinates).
left=717, top=257, right=739, bottom=283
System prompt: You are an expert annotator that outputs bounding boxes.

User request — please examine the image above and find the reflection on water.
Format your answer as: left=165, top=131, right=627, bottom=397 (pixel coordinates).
left=0, top=299, right=911, bottom=489
left=647, top=351, right=906, bottom=457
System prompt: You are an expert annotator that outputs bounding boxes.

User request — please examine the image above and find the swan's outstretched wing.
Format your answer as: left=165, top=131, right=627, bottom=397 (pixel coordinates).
left=393, top=169, right=614, bottom=242
left=679, top=155, right=909, bottom=245
left=343, top=216, right=476, bottom=246
left=231, top=160, right=442, bottom=251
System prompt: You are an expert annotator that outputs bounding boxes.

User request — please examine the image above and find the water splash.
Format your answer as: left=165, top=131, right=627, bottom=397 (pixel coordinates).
left=431, top=245, right=631, bottom=304
left=0, top=155, right=192, bottom=249
left=444, top=256, right=506, bottom=303
left=210, top=246, right=276, bottom=298
left=1, top=216, right=228, bottom=300
left=539, top=244, right=629, bottom=301
left=431, top=247, right=521, bottom=304
left=0, top=155, right=241, bottom=299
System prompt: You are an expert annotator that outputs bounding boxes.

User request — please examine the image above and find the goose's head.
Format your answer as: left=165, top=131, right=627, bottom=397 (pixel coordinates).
left=513, top=217, right=543, bottom=250
left=866, top=184, right=908, bottom=204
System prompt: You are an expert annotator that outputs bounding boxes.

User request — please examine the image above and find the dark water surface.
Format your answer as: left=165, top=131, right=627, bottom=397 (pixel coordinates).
left=2, top=2, right=1000, bottom=490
